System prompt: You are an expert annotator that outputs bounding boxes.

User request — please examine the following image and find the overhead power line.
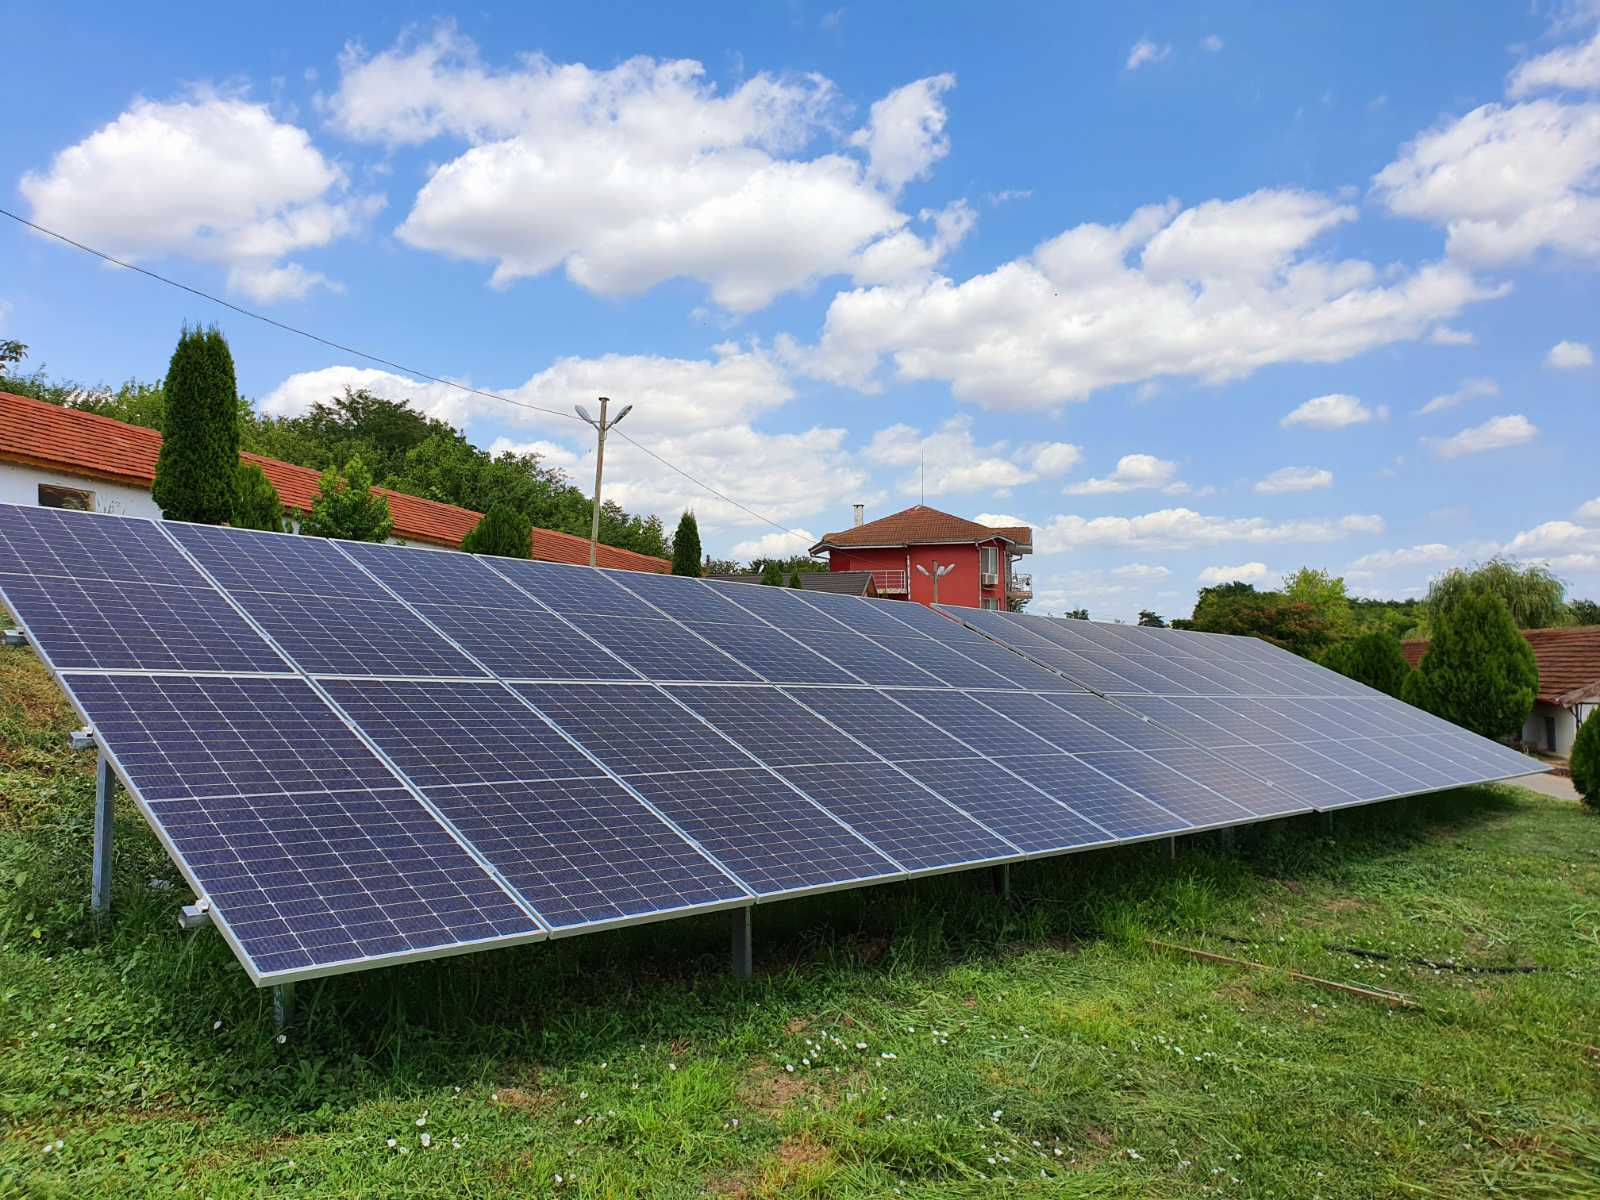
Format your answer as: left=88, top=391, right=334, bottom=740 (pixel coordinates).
left=0, top=206, right=813, bottom=544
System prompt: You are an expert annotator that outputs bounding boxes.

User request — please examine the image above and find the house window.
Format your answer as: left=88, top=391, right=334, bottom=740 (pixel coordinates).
left=980, top=597, right=999, bottom=610
left=38, top=484, right=94, bottom=512
left=979, top=545, right=998, bottom=583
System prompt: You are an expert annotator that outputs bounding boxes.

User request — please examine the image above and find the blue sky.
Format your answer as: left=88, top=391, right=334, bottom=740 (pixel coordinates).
left=6, top=2, right=1600, bottom=620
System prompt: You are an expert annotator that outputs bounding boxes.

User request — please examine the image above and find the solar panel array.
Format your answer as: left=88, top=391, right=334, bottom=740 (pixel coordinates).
left=0, top=502, right=1541, bottom=987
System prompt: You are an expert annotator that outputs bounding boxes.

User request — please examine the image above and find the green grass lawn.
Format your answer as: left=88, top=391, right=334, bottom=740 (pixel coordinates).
left=1, top=642, right=1597, bottom=1198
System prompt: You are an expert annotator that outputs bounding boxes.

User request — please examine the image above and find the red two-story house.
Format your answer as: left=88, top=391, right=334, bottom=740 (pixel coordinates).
left=809, top=504, right=1033, bottom=611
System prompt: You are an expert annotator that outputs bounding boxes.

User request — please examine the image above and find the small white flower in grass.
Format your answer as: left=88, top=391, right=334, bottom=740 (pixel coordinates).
left=275, top=1034, right=286, bottom=1045
left=491, top=1092, right=499, bottom=1102
left=579, top=1092, right=588, bottom=1101
left=554, top=1174, right=563, bottom=1186
left=212, top=1020, right=222, bottom=1031
left=416, top=1117, right=426, bottom=1127
left=880, top=1052, right=896, bottom=1060
left=451, top=1138, right=461, bottom=1149
left=1054, top=1148, right=1063, bottom=1157
left=41, top=1145, right=52, bottom=1155
left=419, top=1134, right=431, bottom=1148
left=784, top=1064, right=794, bottom=1073
left=856, top=1042, right=867, bottom=1050
left=668, top=1062, right=677, bottom=1071
left=399, top=1146, right=410, bottom=1155
left=992, top=1110, right=1002, bottom=1121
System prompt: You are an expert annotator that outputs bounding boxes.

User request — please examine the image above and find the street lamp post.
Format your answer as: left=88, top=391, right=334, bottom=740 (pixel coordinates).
left=914, top=560, right=956, bottom=606
left=574, top=396, right=633, bottom=567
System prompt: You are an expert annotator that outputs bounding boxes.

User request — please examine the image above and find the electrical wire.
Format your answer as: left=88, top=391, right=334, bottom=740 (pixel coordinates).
left=1, top=206, right=815, bottom=544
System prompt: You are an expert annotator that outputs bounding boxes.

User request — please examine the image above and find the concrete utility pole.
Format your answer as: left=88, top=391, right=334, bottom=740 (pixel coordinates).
left=574, top=396, right=633, bottom=567
left=915, top=560, right=956, bottom=605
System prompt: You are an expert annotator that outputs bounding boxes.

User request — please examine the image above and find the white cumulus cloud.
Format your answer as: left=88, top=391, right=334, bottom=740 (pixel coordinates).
left=1428, top=325, right=1476, bottom=345
left=1432, top=413, right=1539, bottom=457
left=1197, top=562, right=1272, bottom=585
left=863, top=415, right=1079, bottom=497
left=1546, top=339, right=1595, bottom=367
left=1348, top=544, right=1458, bottom=572
left=1254, top=466, right=1334, bottom=493
left=1508, top=29, right=1600, bottom=97
left=328, top=28, right=961, bottom=312
left=730, top=529, right=820, bottom=559
left=1125, top=40, right=1172, bottom=71
left=20, top=93, right=376, bottom=301
left=788, top=189, right=1493, bottom=409
left=1281, top=393, right=1382, bottom=430
left=1064, top=453, right=1183, bottom=495
left=1111, top=562, right=1172, bottom=580
left=1024, top=508, right=1383, bottom=554
left=1578, top=497, right=1600, bottom=520
left=1419, top=376, right=1499, bottom=415
left=1200, top=34, right=1225, bottom=53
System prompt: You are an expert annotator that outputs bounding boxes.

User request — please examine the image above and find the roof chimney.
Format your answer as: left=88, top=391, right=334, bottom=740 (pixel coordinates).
left=852, top=503, right=865, bottom=527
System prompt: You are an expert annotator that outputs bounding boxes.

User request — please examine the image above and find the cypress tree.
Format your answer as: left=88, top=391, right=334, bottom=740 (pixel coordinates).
left=1571, top=710, right=1600, bottom=810
left=232, top=462, right=286, bottom=532
left=299, top=457, right=394, bottom=542
left=152, top=325, right=239, bottom=523
left=461, top=504, right=532, bottom=558
left=788, top=571, right=803, bottom=588
left=758, top=560, right=785, bottom=586
left=1318, top=630, right=1411, bottom=698
left=1401, top=592, right=1537, bottom=738
left=671, top=512, right=702, bottom=576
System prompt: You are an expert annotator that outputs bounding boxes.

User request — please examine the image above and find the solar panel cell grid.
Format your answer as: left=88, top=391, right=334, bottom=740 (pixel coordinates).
left=71, top=674, right=402, bottom=801
left=0, top=505, right=200, bottom=587
left=890, top=690, right=1065, bottom=757
left=491, top=559, right=660, bottom=619
left=226, top=591, right=486, bottom=678
left=169, top=523, right=389, bottom=600
left=625, top=767, right=899, bottom=895
left=972, top=691, right=1141, bottom=754
left=1037, top=694, right=1192, bottom=750
left=708, top=580, right=846, bottom=629
left=565, top=614, right=761, bottom=683
left=613, top=572, right=774, bottom=626
left=666, top=685, right=881, bottom=767
left=805, top=594, right=932, bottom=639
left=1150, top=746, right=1308, bottom=818
left=1266, top=741, right=1391, bottom=804
left=154, top=786, right=538, bottom=977
left=426, top=778, right=746, bottom=929
left=791, top=687, right=980, bottom=761
left=870, top=634, right=1017, bottom=689
left=514, top=682, right=745, bottom=777
left=895, top=756, right=1113, bottom=854
left=415, top=604, right=638, bottom=681
left=785, top=628, right=945, bottom=687
left=1002, top=754, right=1189, bottom=839
left=782, top=761, right=1018, bottom=872
left=686, top=620, right=861, bottom=685
left=0, top=573, right=287, bottom=673
left=1074, top=750, right=1254, bottom=828
left=339, top=541, right=529, bottom=608
left=321, top=679, right=598, bottom=787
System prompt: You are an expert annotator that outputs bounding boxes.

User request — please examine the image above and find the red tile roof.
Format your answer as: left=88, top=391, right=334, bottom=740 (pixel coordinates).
left=811, top=504, right=1031, bottom=553
left=1401, top=626, right=1600, bottom=705
left=0, top=389, right=667, bottom=572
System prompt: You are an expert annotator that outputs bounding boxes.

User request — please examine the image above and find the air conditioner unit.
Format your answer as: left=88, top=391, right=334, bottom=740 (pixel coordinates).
left=980, top=571, right=998, bottom=586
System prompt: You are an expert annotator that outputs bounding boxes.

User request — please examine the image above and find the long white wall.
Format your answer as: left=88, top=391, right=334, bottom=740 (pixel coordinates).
left=0, top=463, right=163, bottom=520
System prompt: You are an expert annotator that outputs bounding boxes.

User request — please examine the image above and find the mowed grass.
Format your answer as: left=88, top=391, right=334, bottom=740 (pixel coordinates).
left=0, top=642, right=1597, bottom=1198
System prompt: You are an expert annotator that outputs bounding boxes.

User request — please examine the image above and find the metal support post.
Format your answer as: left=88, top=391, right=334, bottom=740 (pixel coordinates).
left=730, top=907, right=753, bottom=981
left=273, top=983, right=295, bottom=1031
left=1218, top=826, right=1235, bottom=852
left=1165, top=836, right=1177, bottom=864
left=92, top=752, right=114, bottom=915
left=990, top=863, right=1011, bottom=900
left=1319, top=810, right=1335, bottom=836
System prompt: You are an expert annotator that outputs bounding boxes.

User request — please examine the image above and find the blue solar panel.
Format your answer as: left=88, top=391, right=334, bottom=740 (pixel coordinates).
left=0, top=505, right=198, bottom=587
left=1373, top=736, right=1482, bottom=787
left=153, top=786, right=539, bottom=978
left=1037, top=693, right=1193, bottom=750
left=667, top=685, right=881, bottom=767
left=684, top=620, right=860, bottom=684
left=797, top=592, right=927, bottom=638
left=514, top=682, right=744, bottom=776
left=168, top=523, right=387, bottom=599
left=1315, top=740, right=1436, bottom=793
left=490, top=559, right=661, bottom=619
left=867, top=603, right=1083, bottom=691
left=974, top=691, right=1149, bottom=754
left=890, top=690, right=1067, bottom=757
left=785, top=628, right=945, bottom=686
left=339, top=541, right=530, bottom=608
left=565, top=614, right=762, bottom=683
left=321, top=679, right=598, bottom=787
left=413, top=604, right=639, bottom=681
left=1077, top=651, right=1174, bottom=695
left=706, top=579, right=841, bottom=629
left=894, top=757, right=1114, bottom=854
left=781, top=761, right=1018, bottom=871
left=224, top=590, right=485, bottom=678
left=1264, top=741, right=1392, bottom=804
left=868, top=633, right=1018, bottom=689
left=791, top=687, right=981, bottom=760
left=1073, top=750, right=1254, bottom=828
left=425, top=778, right=747, bottom=930
left=1001, top=754, right=1189, bottom=839
left=70, top=674, right=402, bottom=801
left=1149, top=747, right=1308, bottom=818
left=0, top=573, right=287, bottom=673
left=625, top=767, right=900, bottom=895
left=606, top=571, right=768, bottom=625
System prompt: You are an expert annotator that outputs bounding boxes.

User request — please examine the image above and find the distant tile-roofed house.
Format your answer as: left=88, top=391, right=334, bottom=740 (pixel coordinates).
left=0, top=389, right=668, bottom=572
left=707, top=570, right=879, bottom=596
left=808, top=503, right=1031, bottom=611
left=1402, top=626, right=1600, bottom=755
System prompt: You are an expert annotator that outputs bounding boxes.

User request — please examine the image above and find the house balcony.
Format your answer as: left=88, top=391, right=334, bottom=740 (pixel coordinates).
left=869, top=569, right=908, bottom=595
left=1007, top=572, right=1032, bottom=598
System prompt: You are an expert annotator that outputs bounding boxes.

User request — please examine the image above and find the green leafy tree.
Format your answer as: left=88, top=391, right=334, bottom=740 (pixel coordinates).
left=1137, top=610, right=1166, bottom=627
left=1402, top=592, right=1537, bottom=738
left=232, top=463, right=287, bottom=532
left=299, top=457, right=393, bottom=543
left=702, top=556, right=743, bottom=576
left=787, top=571, right=803, bottom=588
left=460, top=504, right=532, bottom=558
left=671, top=512, right=702, bottom=576
left=1571, top=599, right=1600, bottom=626
left=1064, top=608, right=1090, bottom=620
left=1318, top=630, right=1411, bottom=698
left=0, top=340, right=25, bottom=374
left=151, top=326, right=239, bottom=524
left=1571, top=710, right=1600, bottom=810
left=1283, top=567, right=1356, bottom=638
left=758, top=560, right=785, bottom=586
left=1175, top=581, right=1335, bottom=658
left=1422, top=557, right=1572, bottom=633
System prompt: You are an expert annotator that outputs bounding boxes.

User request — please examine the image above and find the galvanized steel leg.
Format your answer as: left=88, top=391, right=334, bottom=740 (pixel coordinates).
left=273, top=983, right=295, bottom=1031
left=1165, top=836, right=1176, bottom=864
left=1320, top=810, right=1335, bottom=836
left=991, top=863, right=1011, bottom=901
left=92, top=753, right=114, bottom=916
left=730, top=907, right=753, bottom=981
left=1218, top=826, right=1235, bottom=852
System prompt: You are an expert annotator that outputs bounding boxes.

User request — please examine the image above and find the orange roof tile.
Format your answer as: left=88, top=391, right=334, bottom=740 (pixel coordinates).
left=0, top=389, right=667, bottom=572
left=811, top=504, right=1031, bottom=553
left=1401, top=625, right=1600, bottom=704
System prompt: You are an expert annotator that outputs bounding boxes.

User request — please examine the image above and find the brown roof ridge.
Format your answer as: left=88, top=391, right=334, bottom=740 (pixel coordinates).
left=811, top=503, right=1031, bottom=552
